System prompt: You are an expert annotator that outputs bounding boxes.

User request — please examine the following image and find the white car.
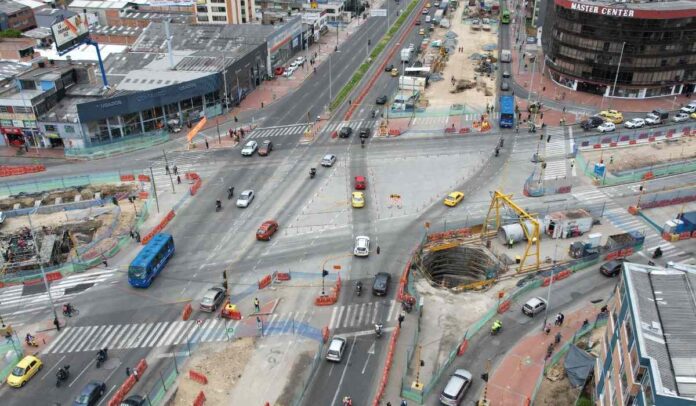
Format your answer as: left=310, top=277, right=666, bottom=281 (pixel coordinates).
left=236, top=190, right=255, bottom=208
left=321, top=154, right=337, bottom=167
left=241, top=140, right=258, bottom=156
left=624, top=118, right=645, bottom=129
left=354, top=236, right=371, bottom=257
left=644, top=113, right=662, bottom=125
left=673, top=112, right=690, bottom=122
left=0, top=211, right=5, bottom=224
left=597, top=122, right=615, bottom=133
left=284, top=66, right=296, bottom=77
left=294, top=56, right=306, bottom=66
left=680, top=104, right=696, bottom=114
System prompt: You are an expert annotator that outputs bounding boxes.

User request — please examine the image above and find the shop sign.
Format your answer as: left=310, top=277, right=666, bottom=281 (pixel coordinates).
left=569, top=2, right=634, bottom=17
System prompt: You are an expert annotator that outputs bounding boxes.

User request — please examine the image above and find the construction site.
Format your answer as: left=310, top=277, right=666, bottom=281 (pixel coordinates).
left=0, top=183, right=144, bottom=277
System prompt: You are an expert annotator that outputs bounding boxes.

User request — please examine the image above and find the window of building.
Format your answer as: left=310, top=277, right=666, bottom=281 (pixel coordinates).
left=619, top=365, right=628, bottom=397
left=624, top=314, right=634, bottom=348
left=642, top=374, right=654, bottom=405
left=0, top=106, right=12, bottom=113
left=212, top=15, right=227, bottom=21
left=19, top=80, right=35, bottom=90
left=212, top=6, right=226, bottom=12
left=44, top=124, right=57, bottom=132
left=197, top=15, right=209, bottom=22
left=64, top=125, right=75, bottom=133
left=197, top=5, right=207, bottom=12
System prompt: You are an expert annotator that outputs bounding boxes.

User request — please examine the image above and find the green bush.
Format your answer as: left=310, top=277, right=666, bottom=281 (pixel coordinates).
left=329, top=0, right=419, bottom=111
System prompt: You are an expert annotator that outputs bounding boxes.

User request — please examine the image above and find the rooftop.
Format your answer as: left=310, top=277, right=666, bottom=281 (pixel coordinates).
left=624, top=262, right=696, bottom=400
left=33, top=7, right=77, bottom=28
left=68, top=0, right=146, bottom=10
left=0, top=60, right=32, bottom=81
left=11, top=0, right=43, bottom=9
left=0, top=0, right=29, bottom=14
left=22, top=26, right=53, bottom=39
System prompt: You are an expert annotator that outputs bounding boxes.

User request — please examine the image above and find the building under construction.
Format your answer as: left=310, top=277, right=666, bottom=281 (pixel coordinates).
left=1, top=227, right=72, bottom=273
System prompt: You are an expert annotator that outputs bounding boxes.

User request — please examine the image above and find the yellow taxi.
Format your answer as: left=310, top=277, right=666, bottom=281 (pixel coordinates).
left=7, top=355, right=42, bottom=388
left=691, top=112, right=696, bottom=120
left=599, top=110, right=623, bottom=124
left=390, top=68, right=399, bottom=77
left=419, top=28, right=426, bottom=35
left=351, top=192, right=365, bottom=208
left=444, top=191, right=465, bottom=207
left=426, top=2, right=431, bottom=7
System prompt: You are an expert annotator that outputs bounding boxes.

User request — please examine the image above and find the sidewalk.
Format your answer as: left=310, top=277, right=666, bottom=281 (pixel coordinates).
left=380, top=307, right=417, bottom=405
left=484, top=304, right=597, bottom=405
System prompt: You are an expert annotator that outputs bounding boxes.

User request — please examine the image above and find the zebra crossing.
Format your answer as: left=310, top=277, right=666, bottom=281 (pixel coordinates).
left=147, top=150, right=216, bottom=192
left=42, top=300, right=400, bottom=354
left=328, top=299, right=398, bottom=331
left=543, top=129, right=568, bottom=180
left=0, top=269, right=119, bottom=327
left=572, top=186, right=693, bottom=263
left=322, top=119, right=379, bottom=134
left=246, top=123, right=311, bottom=139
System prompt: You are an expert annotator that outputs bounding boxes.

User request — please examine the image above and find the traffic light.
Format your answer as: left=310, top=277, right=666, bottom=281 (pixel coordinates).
left=542, top=162, right=547, bottom=169
left=481, top=372, right=489, bottom=382
left=322, top=269, right=329, bottom=277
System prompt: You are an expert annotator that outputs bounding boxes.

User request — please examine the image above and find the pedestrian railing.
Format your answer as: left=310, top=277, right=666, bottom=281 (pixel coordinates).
left=64, top=131, right=169, bottom=160
left=576, top=151, right=696, bottom=186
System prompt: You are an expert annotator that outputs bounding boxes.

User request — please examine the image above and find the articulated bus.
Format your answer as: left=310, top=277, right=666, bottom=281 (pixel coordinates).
left=128, top=233, right=175, bottom=288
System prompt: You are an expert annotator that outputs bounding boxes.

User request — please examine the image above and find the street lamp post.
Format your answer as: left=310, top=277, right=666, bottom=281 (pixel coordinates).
left=610, top=41, right=627, bottom=101
left=541, top=242, right=559, bottom=332
left=329, top=53, right=333, bottom=101
left=26, top=214, right=59, bottom=324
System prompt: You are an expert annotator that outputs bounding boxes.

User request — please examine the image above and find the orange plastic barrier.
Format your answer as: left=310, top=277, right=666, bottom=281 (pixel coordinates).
left=497, top=300, right=511, bottom=314
left=555, top=270, right=572, bottom=281
left=314, top=295, right=337, bottom=306
left=679, top=231, right=691, bottom=240
left=193, top=391, right=206, bottom=406
left=662, top=232, right=672, bottom=241
left=258, top=275, right=272, bottom=289
left=0, top=165, right=46, bottom=177
left=459, top=128, right=471, bottom=134
left=692, top=230, right=696, bottom=238
left=331, top=131, right=338, bottom=139
left=541, top=277, right=552, bottom=287
left=137, top=174, right=151, bottom=182
left=627, top=206, right=639, bottom=215
left=605, top=251, right=619, bottom=260
left=642, top=171, right=654, bottom=180
left=276, top=272, right=291, bottom=281
left=388, top=129, right=401, bottom=136
left=138, top=191, right=149, bottom=199
left=107, top=359, right=148, bottom=406
left=44, top=271, right=63, bottom=282
left=444, top=127, right=457, bottom=133
left=141, top=210, right=176, bottom=245
left=189, top=370, right=208, bottom=385
left=322, top=327, right=329, bottom=343
left=457, top=339, right=469, bottom=356
left=182, top=304, right=192, bottom=321
left=120, top=174, right=136, bottom=181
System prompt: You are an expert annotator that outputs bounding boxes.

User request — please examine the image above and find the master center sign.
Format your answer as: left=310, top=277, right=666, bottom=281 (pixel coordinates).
left=569, top=2, right=635, bottom=18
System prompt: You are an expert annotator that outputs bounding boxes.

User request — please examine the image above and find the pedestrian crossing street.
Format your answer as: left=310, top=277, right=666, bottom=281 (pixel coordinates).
left=147, top=150, right=217, bottom=192
left=246, top=123, right=312, bottom=139
left=42, top=300, right=400, bottom=354
left=572, top=187, right=693, bottom=263
left=0, top=269, right=119, bottom=328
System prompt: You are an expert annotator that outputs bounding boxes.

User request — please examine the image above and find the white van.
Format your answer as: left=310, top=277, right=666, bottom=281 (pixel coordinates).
left=425, top=15, right=432, bottom=23
left=500, top=49, right=512, bottom=63
left=326, top=337, right=346, bottom=362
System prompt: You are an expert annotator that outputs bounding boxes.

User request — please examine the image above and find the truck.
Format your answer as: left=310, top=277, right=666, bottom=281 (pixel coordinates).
left=568, top=231, right=645, bottom=260
left=500, top=49, right=512, bottom=63
left=433, top=9, right=445, bottom=24
left=400, top=48, right=412, bottom=62
left=499, top=95, right=514, bottom=128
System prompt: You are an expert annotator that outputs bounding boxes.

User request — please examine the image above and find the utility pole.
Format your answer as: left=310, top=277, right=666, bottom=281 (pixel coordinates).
left=216, top=118, right=221, bottom=144
left=26, top=214, right=59, bottom=323
left=149, top=166, right=160, bottom=213
left=162, top=150, right=175, bottom=193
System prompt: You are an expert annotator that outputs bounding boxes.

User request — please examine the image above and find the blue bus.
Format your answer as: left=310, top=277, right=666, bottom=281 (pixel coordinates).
left=128, top=233, right=175, bottom=288
left=499, top=95, right=515, bottom=128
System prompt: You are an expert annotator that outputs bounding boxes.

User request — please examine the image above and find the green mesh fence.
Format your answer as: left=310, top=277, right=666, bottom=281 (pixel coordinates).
left=576, top=152, right=696, bottom=186
left=0, top=172, right=122, bottom=197
left=0, top=340, right=23, bottom=384
left=65, top=131, right=169, bottom=160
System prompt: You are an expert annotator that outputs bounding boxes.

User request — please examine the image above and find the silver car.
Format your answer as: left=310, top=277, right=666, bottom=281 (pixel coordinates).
left=236, top=190, right=255, bottom=208
left=321, top=154, right=337, bottom=167
left=440, top=369, right=472, bottom=405
left=522, top=297, right=547, bottom=317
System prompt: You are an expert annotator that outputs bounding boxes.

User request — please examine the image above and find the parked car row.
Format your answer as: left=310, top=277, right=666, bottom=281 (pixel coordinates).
left=582, top=104, right=696, bottom=132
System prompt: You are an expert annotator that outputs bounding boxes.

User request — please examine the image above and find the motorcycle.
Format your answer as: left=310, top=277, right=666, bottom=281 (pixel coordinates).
left=309, top=168, right=316, bottom=179
left=491, top=320, right=502, bottom=336
left=62, top=304, right=76, bottom=317
left=227, top=187, right=234, bottom=200
left=56, top=365, right=70, bottom=387
left=96, top=348, right=108, bottom=368
left=402, top=296, right=415, bottom=313
left=653, top=247, right=662, bottom=259
left=494, top=147, right=500, bottom=157
left=375, top=323, right=383, bottom=338
left=216, top=200, right=222, bottom=212
left=355, top=281, right=362, bottom=296
left=25, top=335, right=38, bottom=347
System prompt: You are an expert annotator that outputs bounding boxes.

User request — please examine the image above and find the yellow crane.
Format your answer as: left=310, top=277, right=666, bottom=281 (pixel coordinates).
left=483, top=190, right=541, bottom=272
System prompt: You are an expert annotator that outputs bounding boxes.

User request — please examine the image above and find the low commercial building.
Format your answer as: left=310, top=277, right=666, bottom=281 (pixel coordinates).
left=595, top=262, right=696, bottom=405
left=0, top=0, right=36, bottom=32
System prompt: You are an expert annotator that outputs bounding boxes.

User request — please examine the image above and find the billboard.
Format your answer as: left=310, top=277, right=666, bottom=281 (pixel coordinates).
left=51, top=14, right=90, bottom=53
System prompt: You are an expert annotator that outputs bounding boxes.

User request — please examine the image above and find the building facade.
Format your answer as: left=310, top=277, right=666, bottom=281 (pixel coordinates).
left=195, top=0, right=257, bottom=24
left=541, top=0, right=696, bottom=99
left=595, top=262, right=696, bottom=406
left=0, top=0, right=36, bottom=32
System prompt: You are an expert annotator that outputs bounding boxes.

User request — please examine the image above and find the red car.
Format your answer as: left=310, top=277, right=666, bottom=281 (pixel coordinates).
left=274, top=66, right=285, bottom=76
left=354, top=176, right=367, bottom=190
left=256, top=220, right=279, bottom=240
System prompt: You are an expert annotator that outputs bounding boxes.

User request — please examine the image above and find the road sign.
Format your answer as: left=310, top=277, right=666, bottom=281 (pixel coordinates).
left=370, top=9, right=387, bottom=17
left=333, top=265, right=341, bottom=270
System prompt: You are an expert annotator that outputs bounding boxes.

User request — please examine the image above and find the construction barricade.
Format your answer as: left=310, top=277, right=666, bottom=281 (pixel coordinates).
left=258, top=274, right=272, bottom=289
left=193, top=391, right=206, bottom=406
left=189, top=370, right=208, bottom=385
left=0, top=165, right=46, bottom=177
left=141, top=210, right=175, bottom=245
left=107, top=359, right=148, bottom=406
